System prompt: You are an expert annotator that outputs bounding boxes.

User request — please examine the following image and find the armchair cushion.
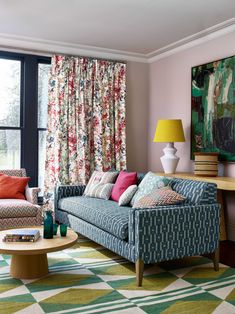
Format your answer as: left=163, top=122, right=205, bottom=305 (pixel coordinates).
left=0, top=199, right=39, bottom=218
left=0, top=174, right=30, bottom=200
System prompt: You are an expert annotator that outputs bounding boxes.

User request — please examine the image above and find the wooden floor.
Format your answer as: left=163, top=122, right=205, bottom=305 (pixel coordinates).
left=220, top=240, right=235, bottom=268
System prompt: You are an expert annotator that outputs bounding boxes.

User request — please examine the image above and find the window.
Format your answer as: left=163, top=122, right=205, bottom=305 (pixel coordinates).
left=0, top=51, right=51, bottom=196
left=38, top=63, right=51, bottom=196
left=0, top=58, right=21, bottom=169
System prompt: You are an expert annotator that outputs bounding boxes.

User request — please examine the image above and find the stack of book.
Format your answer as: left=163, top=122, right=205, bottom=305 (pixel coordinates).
left=194, top=152, right=218, bottom=176
left=3, top=229, right=40, bottom=242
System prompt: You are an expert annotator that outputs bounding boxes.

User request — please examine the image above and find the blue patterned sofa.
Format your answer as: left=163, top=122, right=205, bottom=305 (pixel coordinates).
left=54, top=176, right=220, bottom=286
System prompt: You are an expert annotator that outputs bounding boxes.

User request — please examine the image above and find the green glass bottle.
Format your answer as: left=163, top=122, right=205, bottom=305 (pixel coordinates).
left=43, top=210, right=53, bottom=239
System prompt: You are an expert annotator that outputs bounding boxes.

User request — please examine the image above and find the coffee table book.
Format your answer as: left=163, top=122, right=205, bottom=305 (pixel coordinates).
left=3, top=229, right=40, bottom=242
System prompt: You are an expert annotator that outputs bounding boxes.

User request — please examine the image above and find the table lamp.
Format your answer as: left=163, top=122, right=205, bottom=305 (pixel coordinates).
left=153, top=119, right=185, bottom=174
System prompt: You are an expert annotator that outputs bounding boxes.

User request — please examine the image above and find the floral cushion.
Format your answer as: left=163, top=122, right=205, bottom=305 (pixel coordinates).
left=119, top=185, right=138, bottom=206
left=130, top=171, right=170, bottom=206
left=84, top=171, right=118, bottom=196
left=84, top=183, right=114, bottom=200
left=133, top=186, right=185, bottom=209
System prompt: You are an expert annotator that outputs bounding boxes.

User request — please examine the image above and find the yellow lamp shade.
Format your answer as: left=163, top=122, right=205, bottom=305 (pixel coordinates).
left=153, top=119, right=185, bottom=143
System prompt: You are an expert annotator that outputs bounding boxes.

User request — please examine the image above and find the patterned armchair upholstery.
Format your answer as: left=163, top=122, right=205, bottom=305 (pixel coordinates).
left=0, top=169, right=42, bottom=229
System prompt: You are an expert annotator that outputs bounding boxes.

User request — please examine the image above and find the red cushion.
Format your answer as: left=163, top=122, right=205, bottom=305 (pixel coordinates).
left=111, top=171, right=137, bottom=202
left=0, top=174, right=30, bottom=200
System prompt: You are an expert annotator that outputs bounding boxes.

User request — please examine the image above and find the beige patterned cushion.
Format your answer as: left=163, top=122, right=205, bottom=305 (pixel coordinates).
left=84, top=183, right=114, bottom=200
left=0, top=199, right=39, bottom=218
left=119, top=185, right=138, bottom=206
left=84, top=171, right=118, bottom=196
left=133, top=186, right=185, bottom=209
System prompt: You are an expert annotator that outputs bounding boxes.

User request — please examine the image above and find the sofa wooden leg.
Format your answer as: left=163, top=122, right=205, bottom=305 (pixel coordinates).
left=135, top=259, right=144, bottom=287
left=212, top=247, right=220, bottom=271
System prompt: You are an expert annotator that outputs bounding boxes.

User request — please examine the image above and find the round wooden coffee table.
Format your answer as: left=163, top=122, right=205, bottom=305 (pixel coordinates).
left=0, top=227, right=78, bottom=279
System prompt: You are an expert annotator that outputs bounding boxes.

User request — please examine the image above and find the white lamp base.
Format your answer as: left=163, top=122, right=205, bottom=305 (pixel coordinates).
left=160, top=142, right=179, bottom=174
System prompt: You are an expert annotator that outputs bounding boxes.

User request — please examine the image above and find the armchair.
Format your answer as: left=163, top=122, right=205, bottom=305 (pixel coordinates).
left=0, top=169, right=42, bottom=229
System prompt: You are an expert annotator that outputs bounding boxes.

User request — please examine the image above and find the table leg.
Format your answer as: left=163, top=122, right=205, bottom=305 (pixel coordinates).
left=10, top=254, right=48, bottom=279
left=217, top=190, right=227, bottom=241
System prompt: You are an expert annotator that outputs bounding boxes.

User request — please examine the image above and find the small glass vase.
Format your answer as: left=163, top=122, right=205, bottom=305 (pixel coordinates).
left=43, top=210, right=54, bottom=239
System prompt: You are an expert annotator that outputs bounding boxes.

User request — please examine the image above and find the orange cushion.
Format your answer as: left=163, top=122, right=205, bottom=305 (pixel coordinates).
left=0, top=174, right=30, bottom=200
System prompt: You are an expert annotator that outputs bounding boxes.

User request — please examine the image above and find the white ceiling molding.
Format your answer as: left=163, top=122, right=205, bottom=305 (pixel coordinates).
left=0, top=18, right=234, bottom=64
left=0, top=33, right=148, bottom=63
left=147, top=18, right=235, bottom=63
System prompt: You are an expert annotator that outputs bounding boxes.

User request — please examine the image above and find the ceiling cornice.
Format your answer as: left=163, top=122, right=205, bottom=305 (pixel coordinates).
left=0, top=33, right=148, bottom=63
left=0, top=18, right=234, bottom=64
left=147, top=18, right=235, bottom=63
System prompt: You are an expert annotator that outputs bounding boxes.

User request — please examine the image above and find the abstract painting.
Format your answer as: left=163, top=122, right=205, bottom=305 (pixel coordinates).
left=191, top=55, right=235, bottom=161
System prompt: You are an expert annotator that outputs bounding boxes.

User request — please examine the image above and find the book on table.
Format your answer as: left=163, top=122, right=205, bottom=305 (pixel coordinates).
left=3, top=229, right=40, bottom=242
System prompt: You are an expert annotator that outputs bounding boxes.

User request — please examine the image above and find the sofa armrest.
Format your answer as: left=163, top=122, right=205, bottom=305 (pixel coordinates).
left=54, top=184, right=86, bottom=211
left=25, top=187, right=41, bottom=204
left=131, top=203, right=220, bottom=264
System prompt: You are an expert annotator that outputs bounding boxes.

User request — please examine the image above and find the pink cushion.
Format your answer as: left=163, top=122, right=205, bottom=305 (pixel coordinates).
left=111, top=171, right=137, bottom=202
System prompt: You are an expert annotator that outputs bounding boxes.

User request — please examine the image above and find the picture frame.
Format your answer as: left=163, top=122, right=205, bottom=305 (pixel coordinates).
left=191, top=55, right=235, bottom=162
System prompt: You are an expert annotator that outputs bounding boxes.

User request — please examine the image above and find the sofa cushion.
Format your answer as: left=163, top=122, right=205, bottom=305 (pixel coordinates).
left=130, top=171, right=170, bottom=206
left=111, top=171, right=137, bottom=202
left=169, top=178, right=217, bottom=204
left=84, top=171, right=118, bottom=196
left=0, top=199, right=39, bottom=218
left=119, top=185, right=138, bottom=206
left=84, top=183, right=114, bottom=200
left=133, top=186, right=185, bottom=208
left=58, top=196, right=130, bottom=240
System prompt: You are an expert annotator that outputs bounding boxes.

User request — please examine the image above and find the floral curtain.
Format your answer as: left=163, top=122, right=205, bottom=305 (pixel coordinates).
left=44, top=55, right=126, bottom=195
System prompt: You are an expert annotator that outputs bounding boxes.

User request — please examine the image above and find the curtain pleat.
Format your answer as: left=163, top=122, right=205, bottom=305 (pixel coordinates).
left=44, top=56, right=126, bottom=196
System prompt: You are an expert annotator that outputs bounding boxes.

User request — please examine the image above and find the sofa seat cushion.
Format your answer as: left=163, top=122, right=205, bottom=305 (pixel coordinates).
left=0, top=199, right=39, bottom=218
left=58, top=196, right=130, bottom=240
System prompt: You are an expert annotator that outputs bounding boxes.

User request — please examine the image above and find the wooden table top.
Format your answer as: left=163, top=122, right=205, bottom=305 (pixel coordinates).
left=0, top=227, right=78, bottom=255
left=156, top=172, right=235, bottom=191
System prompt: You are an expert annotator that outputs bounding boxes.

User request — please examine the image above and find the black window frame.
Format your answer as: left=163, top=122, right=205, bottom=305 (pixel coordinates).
left=0, top=51, right=51, bottom=190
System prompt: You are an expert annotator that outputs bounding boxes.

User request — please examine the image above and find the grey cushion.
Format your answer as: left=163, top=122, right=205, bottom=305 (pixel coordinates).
left=170, top=178, right=217, bottom=204
left=58, top=196, right=130, bottom=240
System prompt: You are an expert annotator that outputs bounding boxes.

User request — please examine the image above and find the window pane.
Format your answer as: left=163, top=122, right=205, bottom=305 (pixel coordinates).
left=38, top=130, right=47, bottom=196
left=0, top=59, right=21, bottom=127
left=0, top=130, right=20, bottom=169
left=38, top=63, right=51, bottom=128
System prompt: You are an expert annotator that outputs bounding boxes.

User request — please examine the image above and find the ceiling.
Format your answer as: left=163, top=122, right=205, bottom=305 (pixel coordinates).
left=0, top=0, right=235, bottom=61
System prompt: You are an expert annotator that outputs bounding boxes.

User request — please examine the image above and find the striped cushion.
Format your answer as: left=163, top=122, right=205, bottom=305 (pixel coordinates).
left=84, top=183, right=114, bottom=200
left=84, top=171, right=118, bottom=196
left=58, top=196, right=129, bottom=240
left=133, top=186, right=185, bottom=208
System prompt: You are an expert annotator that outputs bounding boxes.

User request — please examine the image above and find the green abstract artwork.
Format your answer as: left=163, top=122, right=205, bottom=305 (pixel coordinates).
left=191, top=55, right=235, bottom=161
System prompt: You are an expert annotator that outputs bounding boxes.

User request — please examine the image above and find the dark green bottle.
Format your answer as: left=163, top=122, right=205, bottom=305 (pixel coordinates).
left=43, top=211, right=53, bottom=239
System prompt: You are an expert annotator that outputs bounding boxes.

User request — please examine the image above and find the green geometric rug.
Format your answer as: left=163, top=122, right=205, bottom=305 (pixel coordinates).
left=0, top=235, right=235, bottom=314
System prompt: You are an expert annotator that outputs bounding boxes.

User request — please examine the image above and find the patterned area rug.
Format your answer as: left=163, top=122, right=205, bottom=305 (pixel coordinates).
left=0, top=235, right=235, bottom=314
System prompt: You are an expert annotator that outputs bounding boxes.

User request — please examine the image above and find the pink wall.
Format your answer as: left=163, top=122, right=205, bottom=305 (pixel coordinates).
left=148, top=31, right=235, bottom=240
left=126, top=61, right=149, bottom=172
